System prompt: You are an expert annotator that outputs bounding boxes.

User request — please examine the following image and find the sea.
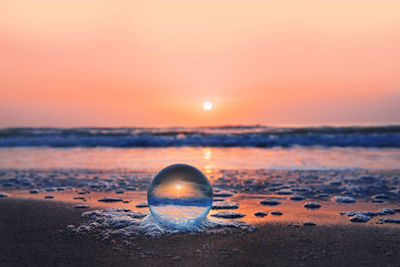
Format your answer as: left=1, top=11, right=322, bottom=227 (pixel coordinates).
left=1, top=125, right=400, bottom=227
left=0, top=125, right=399, bottom=170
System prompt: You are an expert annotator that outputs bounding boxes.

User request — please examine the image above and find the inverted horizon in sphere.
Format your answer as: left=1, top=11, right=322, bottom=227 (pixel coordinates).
left=148, top=164, right=213, bottom=228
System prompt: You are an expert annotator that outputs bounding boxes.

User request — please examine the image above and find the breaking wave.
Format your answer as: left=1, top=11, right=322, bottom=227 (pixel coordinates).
left=1, top=125, right=400, bottom=148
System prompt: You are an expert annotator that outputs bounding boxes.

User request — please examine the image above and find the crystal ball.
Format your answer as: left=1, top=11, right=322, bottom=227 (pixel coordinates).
left=147, top=164, right=213, bottom=228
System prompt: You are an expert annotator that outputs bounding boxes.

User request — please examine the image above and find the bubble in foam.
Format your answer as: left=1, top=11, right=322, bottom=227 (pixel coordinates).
left=147, top=164, right=213, bottom=229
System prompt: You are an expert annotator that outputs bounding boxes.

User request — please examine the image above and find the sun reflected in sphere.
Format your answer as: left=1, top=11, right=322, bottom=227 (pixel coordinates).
left=203, top=101, right=212, bottom=110
left=147, top=164, right=213, bottom=228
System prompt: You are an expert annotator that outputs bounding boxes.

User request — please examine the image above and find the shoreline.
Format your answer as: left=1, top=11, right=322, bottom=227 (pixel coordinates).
left=1, top=198, right=400, bottom=266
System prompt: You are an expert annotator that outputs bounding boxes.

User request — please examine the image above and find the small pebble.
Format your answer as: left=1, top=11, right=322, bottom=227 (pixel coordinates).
left=44, top=187, right=56, bottom=192
left=135, top=201, right=148, bottom=208
left=211, top=211, right=245, bottom=219
left=212, top=201, right=239, bottom=210
left=254, top=211, right=268, bottom=217
left=66, top=225, right=75, bottom=233
left=378, top=218, right=400, bottom=224
left=260, top=199, right=281, bottom=206
left=290, top=195, right=306, bottom=201
left=303, top=221, right=316, bottom=226
left=304, top=202, right=321, bottom=209
left=380, top=208, right=395, bottom=215
left=277, top=189, right=293, bottom=195
left=172, top=256, right=182, bottom=261
left=349, top=214, right=371, bottom=223
left=333, top=196, right=356, bottom=204
left=98, top=197, right=123, bottom=202
left=213, top=190, right=235, bottom=197
left=373, top=194, right=390, bottom=200
left=77, top=225, right=91, bottom=233
left=270, top=211, right=283, bottom=216
left=74, top=204, right=89, bottom=209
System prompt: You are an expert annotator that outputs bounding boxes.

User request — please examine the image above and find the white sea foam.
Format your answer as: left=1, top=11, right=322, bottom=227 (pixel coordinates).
left=75, top=208, right=255, bottom=237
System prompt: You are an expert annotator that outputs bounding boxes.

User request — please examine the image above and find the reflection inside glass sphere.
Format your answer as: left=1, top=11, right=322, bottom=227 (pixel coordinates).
left=147, top=164, right=213, bottom=228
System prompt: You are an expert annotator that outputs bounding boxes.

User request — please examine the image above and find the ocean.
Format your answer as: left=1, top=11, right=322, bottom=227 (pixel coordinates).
left=1, top=125, right=399, bottom=148
left=0, top=125, right=399, bottom=170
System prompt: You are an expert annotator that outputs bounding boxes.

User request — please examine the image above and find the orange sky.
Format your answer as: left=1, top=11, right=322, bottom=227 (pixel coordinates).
left=1, top=0, right=400, bottom=127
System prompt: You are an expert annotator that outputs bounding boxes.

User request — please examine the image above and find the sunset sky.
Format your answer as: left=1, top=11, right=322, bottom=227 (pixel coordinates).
left=1, top=0, right=400, bottom=127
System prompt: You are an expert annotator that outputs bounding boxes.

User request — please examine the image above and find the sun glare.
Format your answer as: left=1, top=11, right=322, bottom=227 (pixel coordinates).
left=203, top=101, right=212, bottom=111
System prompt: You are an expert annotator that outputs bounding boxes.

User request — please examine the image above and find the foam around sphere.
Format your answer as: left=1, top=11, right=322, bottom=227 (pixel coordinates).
left=147, top=164, right=213, bottom=229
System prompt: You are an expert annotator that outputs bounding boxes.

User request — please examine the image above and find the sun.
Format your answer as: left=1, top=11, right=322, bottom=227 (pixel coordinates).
left=203, top=101, right=212, bottom=111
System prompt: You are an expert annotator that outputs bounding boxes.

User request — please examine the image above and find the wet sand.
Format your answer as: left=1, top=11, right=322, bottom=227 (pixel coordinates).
left=1, top=198, right=399, bottom=266
left=2, top=168, right=400, bottom=227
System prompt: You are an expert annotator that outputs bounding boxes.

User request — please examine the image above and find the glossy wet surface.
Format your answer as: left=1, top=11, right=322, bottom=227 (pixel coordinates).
left=1, top=168, right=400, bottom=227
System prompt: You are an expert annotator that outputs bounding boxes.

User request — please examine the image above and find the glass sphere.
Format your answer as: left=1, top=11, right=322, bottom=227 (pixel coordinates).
left=147, top=164, right=213, bottom=228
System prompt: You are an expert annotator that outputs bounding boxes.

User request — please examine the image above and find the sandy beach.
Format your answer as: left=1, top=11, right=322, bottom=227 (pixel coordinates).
left=1, top=198, right=399, bottom=266
left=1, top=130, right=400, bottom=266
left=2, top=0, right=400, bottom=265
